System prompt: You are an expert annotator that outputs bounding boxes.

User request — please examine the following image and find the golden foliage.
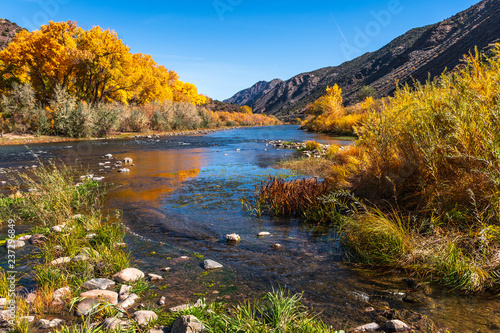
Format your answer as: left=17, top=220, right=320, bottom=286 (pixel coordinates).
left=0, top=21, right=206, bottom=106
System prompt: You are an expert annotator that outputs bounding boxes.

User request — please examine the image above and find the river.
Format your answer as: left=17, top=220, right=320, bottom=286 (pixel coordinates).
left=0, top=125, right=499, bottom=332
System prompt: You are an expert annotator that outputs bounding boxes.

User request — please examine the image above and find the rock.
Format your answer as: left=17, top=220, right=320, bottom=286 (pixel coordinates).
left=92, top=177, right=105, bottom=181
left=118, top=293, right=139, bottom=310
left=133, top=310, right=158, bottom=326
left=4, top=239, right=25, bottom=249
left=169, top=304, right=191, bottom=312
left=17, top=235, right=32, bottom=242
left=76, top=298, right=101, bottom=316
left=85, top=233, right=97, bottom=240
left=158, top=296, right=166, bottom=306
left=203, top=259, right=223, bottom=270
left=257, top=231, right=271, bottom=237
left=52, top=225, right=65, bottom=232
left=226, top=233, right=241, bottom=243
left=72, top=214, right=83, bottom=220
left=113, top=268, right=145, bottom=283
left=25, top=293, right=37, bottom=304
left=82, top=278, right=115, bottom=290
left=171, top=315, right=205, bottom=333
left=118, top=168, right=130, bottom=173
left=160, top=267, right=171, bottom=272
left=115, top=161, right=123, bottom=166
left=150, top=327, right=169, bottom=333
left=38, top=318, right=65, bottom=329
left=50, top=257, right=71, bottom=265
left=119, top=285, right=132, bottom=301
left=0, top=298, right=6, bottom=307
left=80, top=290, right=118, bottom=305
left=353, top=322, right=380, bottom=332
left=123, top=157, right=133, bottom=164
left=386, top=319, right=412, bottom=332
left=52, top=287, right=70, bottom=306
left=103, top=154, right=113, bottom=159
left=53, top=245, right=64, bottom=253
left=29, top=233, right=47, bottom=246
left=103, top=318, right=131, bottom=330
left=148, top=273, right=163, bottom=281
left=364, top=307, right=375, bottom=312
left=271, top=243, right=282, bottom=249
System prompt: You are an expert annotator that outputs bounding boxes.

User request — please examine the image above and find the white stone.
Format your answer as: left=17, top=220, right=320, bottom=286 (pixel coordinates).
left=118, top=168, right=130, bottom=173
left=113, top=268, right=145, bottom=283
left=82, top=278, right=115, bottom=290
left=118, top=293, right=139, bottom=310
left=123, top=157, right=133, bottom=164
left=353, top=322, right=379, bottom=332
left=226, top=233, right=241, bottom=243
left=133, top=310, right=158, bottom=326
left=257, top=232, right=271, bottom=237
left=17, top=235, right=32, bottom=242
left=160, top=267, right=171, bottom=272
left=4, top=239, right=25, bottom=249
left=148, top=273, right=163, bottom=281
left=103, top=154, right=113, bottom=159
left=119, top=285, right=132, bottom=301
left=52, top=225, right=65, bottom=232
left=38, top=318, right=65, bottom=329
left=50, top=257, right=71, bottom=265
left=203, top=259, right=223, bottom=270
left=103, top=318, right=131, bottom=330
left=158, top=296, right=166, bottom=306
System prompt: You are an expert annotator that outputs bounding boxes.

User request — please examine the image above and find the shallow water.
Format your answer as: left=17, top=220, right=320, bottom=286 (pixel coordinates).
left=1, top=125, right=499, bottom=332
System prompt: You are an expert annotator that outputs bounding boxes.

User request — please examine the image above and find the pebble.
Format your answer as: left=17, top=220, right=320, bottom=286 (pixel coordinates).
left=80, top=290, right=119, bottom=305
left=118, top=293, right=139, bottom=310
left=123, top=157, right=133, bottom=164
left=160, top=267, right=171, bottom=272
left=50, top=257, right=71, bottom=265
left=118, top=168, right=130, bottom=173
left=271, top=243, right=282, bottom=249
left=4, top=239, right=25, bottom=249
left=171, top=315, right=205, bottom=333
left=258, top=231, right=271, bottom=237
left=119, top=285, right=132, bottom=301
left=158, top=296, right=166, bottom=306
left=103, top=318, right=131, bottom=330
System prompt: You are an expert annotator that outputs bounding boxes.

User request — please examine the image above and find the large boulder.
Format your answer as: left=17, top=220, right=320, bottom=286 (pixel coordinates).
left=113, top=268, right=145, bottom=283
left=171, top=315, right=205, bottom=333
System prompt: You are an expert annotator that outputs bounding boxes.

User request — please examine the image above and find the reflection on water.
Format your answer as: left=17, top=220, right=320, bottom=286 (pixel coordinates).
left=0, top=126, right=499, bottom=332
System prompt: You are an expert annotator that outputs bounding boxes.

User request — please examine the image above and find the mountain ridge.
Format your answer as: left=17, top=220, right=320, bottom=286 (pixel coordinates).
left=226, top=0, right=500, bottom=118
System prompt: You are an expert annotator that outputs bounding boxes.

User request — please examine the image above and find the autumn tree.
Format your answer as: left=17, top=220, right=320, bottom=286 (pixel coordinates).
left=307, top=84, right=343, bottom=117
left=0, top=20, right=206, bottom=106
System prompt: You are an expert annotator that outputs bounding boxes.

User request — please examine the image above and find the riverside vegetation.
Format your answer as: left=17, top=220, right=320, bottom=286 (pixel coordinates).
left=0, top=21, right=280, bottom=140
left=254, top=46, right=500, bottom=293
left=0, top=164, right=335, bottom=332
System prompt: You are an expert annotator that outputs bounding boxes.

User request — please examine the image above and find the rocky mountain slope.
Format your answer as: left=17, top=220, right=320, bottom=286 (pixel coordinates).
left=0, top=18, right=23, bottom=50
left=226, top=0, right=500, bottom=118
left=225, top=79, right=283, bottom=107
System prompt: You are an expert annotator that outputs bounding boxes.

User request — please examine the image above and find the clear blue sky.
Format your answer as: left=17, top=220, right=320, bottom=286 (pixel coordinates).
left=4, top=0, right=479, bottom=100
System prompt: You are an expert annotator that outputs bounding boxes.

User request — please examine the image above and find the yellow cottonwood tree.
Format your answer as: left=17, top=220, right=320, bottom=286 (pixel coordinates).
left=308, top=84, right=344, bottom=117
left=0, top=20, right=206, bottom=106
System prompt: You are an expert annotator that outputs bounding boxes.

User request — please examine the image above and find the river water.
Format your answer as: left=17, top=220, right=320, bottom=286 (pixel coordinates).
left=0, top=125, right=499, bottom=332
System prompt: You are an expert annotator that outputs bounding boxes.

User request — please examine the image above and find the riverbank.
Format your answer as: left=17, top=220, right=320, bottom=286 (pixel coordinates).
left=0, top=127, right=243, bottom=147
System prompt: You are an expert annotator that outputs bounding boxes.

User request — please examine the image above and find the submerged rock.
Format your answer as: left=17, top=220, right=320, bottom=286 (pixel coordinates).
left=29, top=233, right=47, bottom=246
left=226, top=233, right=241, bottom=243
left=257, top=231, right=271, bottom=237
left=203, top=259, right=223, bottom=270
left=4, top=239, right=25, bottom=249
left=123, top=157, right=133, bottom=164
left=118, top=168, right=130, bottom=173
